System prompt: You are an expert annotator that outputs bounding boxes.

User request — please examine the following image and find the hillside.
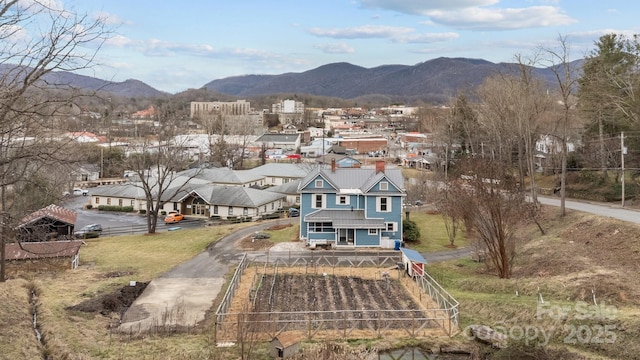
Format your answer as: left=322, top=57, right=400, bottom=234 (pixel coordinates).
left=1, top=57, right=578, bottom=103
left=202, top=57, right=574, bottom=104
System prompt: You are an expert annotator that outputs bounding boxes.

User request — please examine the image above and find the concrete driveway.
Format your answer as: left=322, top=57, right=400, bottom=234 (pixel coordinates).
left=118, top=219, right=294, bottom=333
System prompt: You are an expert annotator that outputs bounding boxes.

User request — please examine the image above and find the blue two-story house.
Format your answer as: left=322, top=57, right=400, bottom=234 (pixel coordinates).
left=297, top=160, right=405, bottom=248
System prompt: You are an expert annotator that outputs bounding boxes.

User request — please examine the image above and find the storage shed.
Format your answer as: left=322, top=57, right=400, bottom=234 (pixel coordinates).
left=400, top=248, right=427, bottom=277
left=16, top=204, right=77, bottom=242
left=270, top=332, right=303, bottom=358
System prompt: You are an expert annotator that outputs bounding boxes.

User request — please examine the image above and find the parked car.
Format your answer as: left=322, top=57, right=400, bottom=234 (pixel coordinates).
left=74, top=223, right=103, bottom=239
left=288, top=208, right=300, bottom=217
left=72, top=188, right=89, bottom=196
left=164, top=212, right=184, bottom=224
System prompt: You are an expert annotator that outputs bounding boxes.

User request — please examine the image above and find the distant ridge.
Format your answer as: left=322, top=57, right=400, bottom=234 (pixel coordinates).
left=2, top=57, right=580, bottom=103
left=202, top=57, right=579, bottom=104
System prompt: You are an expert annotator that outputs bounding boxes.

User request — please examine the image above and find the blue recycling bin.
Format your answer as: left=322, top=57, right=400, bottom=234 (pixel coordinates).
left=394, top=240, right=401, bottom=250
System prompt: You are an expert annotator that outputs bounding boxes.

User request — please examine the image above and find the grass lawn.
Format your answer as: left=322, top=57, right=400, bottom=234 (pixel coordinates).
left=404, top=210, right=468, bottom=253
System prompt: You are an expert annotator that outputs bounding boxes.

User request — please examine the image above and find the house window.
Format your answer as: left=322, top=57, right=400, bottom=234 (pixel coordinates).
left=107, top=198, right=111, bottom=205
left=95, top=197, right=100, bottom=204
left=337, top=195, right=349, bottom=205
left=377, top=197, right=391, bottom=212
left=385, top=222, right=397, bottom=232
left=118, top=199, right=123, bottom=207
left=315, top=179, right=323, bottom=188
left=272, top=177, right=276, bottom=184
left=243, top=207, right=248, bottom=215
left=263, top=205, right=267, bottom=212
left=213, top=205, right=218, bottom=215
left=271, top=203, right=274, bottom=210
left=130, top=200, right=134, bottom=207
left=380, top=181, right=388, bottom=191
left=313, top=194, right=324, bottom=209
left=295, top=196, right=300, bottom=204
left=369, top=228, right=378, bottom=235
left=310, top=222, right=333, bottom=232
left=228, top=207, right=233, bottom=215
left=173, top=203, right=178, bottom=211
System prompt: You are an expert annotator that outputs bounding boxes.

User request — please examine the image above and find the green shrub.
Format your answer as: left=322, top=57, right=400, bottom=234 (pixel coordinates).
left=403, top=219, right=421, bottom=243
left=97, top=205, right=135, bottom=212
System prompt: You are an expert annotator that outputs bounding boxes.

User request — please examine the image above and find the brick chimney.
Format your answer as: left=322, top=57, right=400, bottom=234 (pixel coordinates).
left=375, top=160, right=385, bottom=173
left=331, top=158, right=336, bottom=173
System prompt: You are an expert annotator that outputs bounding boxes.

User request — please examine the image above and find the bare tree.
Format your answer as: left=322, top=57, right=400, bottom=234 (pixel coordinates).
left=448, top=158, right=528, bottom=279
left=0, top=1, right=110, bottom=281
left=124, top=123, right=201, bottom=234
left=540, top=35, right=583, bottom=217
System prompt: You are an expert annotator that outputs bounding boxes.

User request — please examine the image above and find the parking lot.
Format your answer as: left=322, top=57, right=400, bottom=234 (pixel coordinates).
left=62, top=195, right=205, bottom=237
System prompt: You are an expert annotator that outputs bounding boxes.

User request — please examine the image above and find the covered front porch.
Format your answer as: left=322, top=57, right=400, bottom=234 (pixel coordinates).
left=305, top=209, right=386, bottom=247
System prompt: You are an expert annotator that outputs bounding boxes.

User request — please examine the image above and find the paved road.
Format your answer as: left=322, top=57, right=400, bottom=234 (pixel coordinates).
left=537, top=195, right=640, bottom=224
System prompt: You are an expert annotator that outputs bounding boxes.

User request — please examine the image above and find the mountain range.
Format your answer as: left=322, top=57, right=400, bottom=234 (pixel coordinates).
left=201, top=57, right=578, bottom=104
left=35, top=57, right=581, bottom=104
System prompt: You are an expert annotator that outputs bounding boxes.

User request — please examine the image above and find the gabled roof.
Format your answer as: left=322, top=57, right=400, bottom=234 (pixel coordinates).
left=178, top=167, right=263, bottom=185
left=5, top=240, right=83, bottom=261
left=265, top=179, right=302, bottom=195
left=247, top=163, right=310, bottom=179
left=172, top=184, right=285, bottom=207
left=272, top=332, right=304, bottom=348
left=19, top=204, right=77, bottom=227
left=298, top=166, right=404, bottom=194
left=89, top=183, right=148, bottom=199
left=361, top=172, right=402, bottom=194
left=304, top=209, right=386, bottom=229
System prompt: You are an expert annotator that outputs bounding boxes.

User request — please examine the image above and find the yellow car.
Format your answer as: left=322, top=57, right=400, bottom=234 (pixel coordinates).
left=164, top=212, right=184, bottom=224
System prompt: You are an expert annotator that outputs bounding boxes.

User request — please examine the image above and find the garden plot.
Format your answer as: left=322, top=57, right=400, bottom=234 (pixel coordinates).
left=217, top=266, right=450, bottom=342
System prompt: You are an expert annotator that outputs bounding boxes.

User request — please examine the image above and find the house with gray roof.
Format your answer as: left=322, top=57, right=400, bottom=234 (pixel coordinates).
left=247, top=163, right=311, bottom=186
left=297, top=159, right=405, bottom=249
left=265, top=179, right=302, bottom=206
left=168, top=184, right=285, bottom=220
left=256, top=133, right=301, bottom=151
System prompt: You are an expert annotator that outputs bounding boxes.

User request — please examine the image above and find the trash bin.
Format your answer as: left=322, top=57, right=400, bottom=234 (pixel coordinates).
left=394, top=240, right=401, bottom=250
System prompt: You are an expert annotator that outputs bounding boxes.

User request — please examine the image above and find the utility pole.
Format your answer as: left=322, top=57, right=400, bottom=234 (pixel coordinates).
left=621, top=132, right=625, bottom=207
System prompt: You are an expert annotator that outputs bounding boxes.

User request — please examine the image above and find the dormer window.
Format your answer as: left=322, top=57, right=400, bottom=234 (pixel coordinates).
left=380, top=181, right=388, bottom=191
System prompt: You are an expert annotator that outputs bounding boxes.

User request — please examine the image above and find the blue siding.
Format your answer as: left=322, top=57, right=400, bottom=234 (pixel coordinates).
left=356, top=229, right=379, bottom=246
left=368, top=178, right=402, bottom=193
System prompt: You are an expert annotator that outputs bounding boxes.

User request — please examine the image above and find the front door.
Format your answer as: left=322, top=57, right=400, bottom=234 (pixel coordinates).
left=338, top=229, right=354, bottom=245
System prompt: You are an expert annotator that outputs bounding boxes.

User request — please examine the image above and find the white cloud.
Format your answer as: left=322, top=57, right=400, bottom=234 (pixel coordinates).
left=426, top=6, right=576, bottom=30
left=314, top=43, right=355, bottom=54
left=308, top=24, right=458, bottom=45
left=308, top=25, right=414, bottom=39
left=358, top=0, right=498, bottom=14
left=394, top=32, right=459, bottom=44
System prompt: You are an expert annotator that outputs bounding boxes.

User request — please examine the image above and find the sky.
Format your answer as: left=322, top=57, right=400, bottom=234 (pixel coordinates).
left=61, top=0, right=640, bottom=94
